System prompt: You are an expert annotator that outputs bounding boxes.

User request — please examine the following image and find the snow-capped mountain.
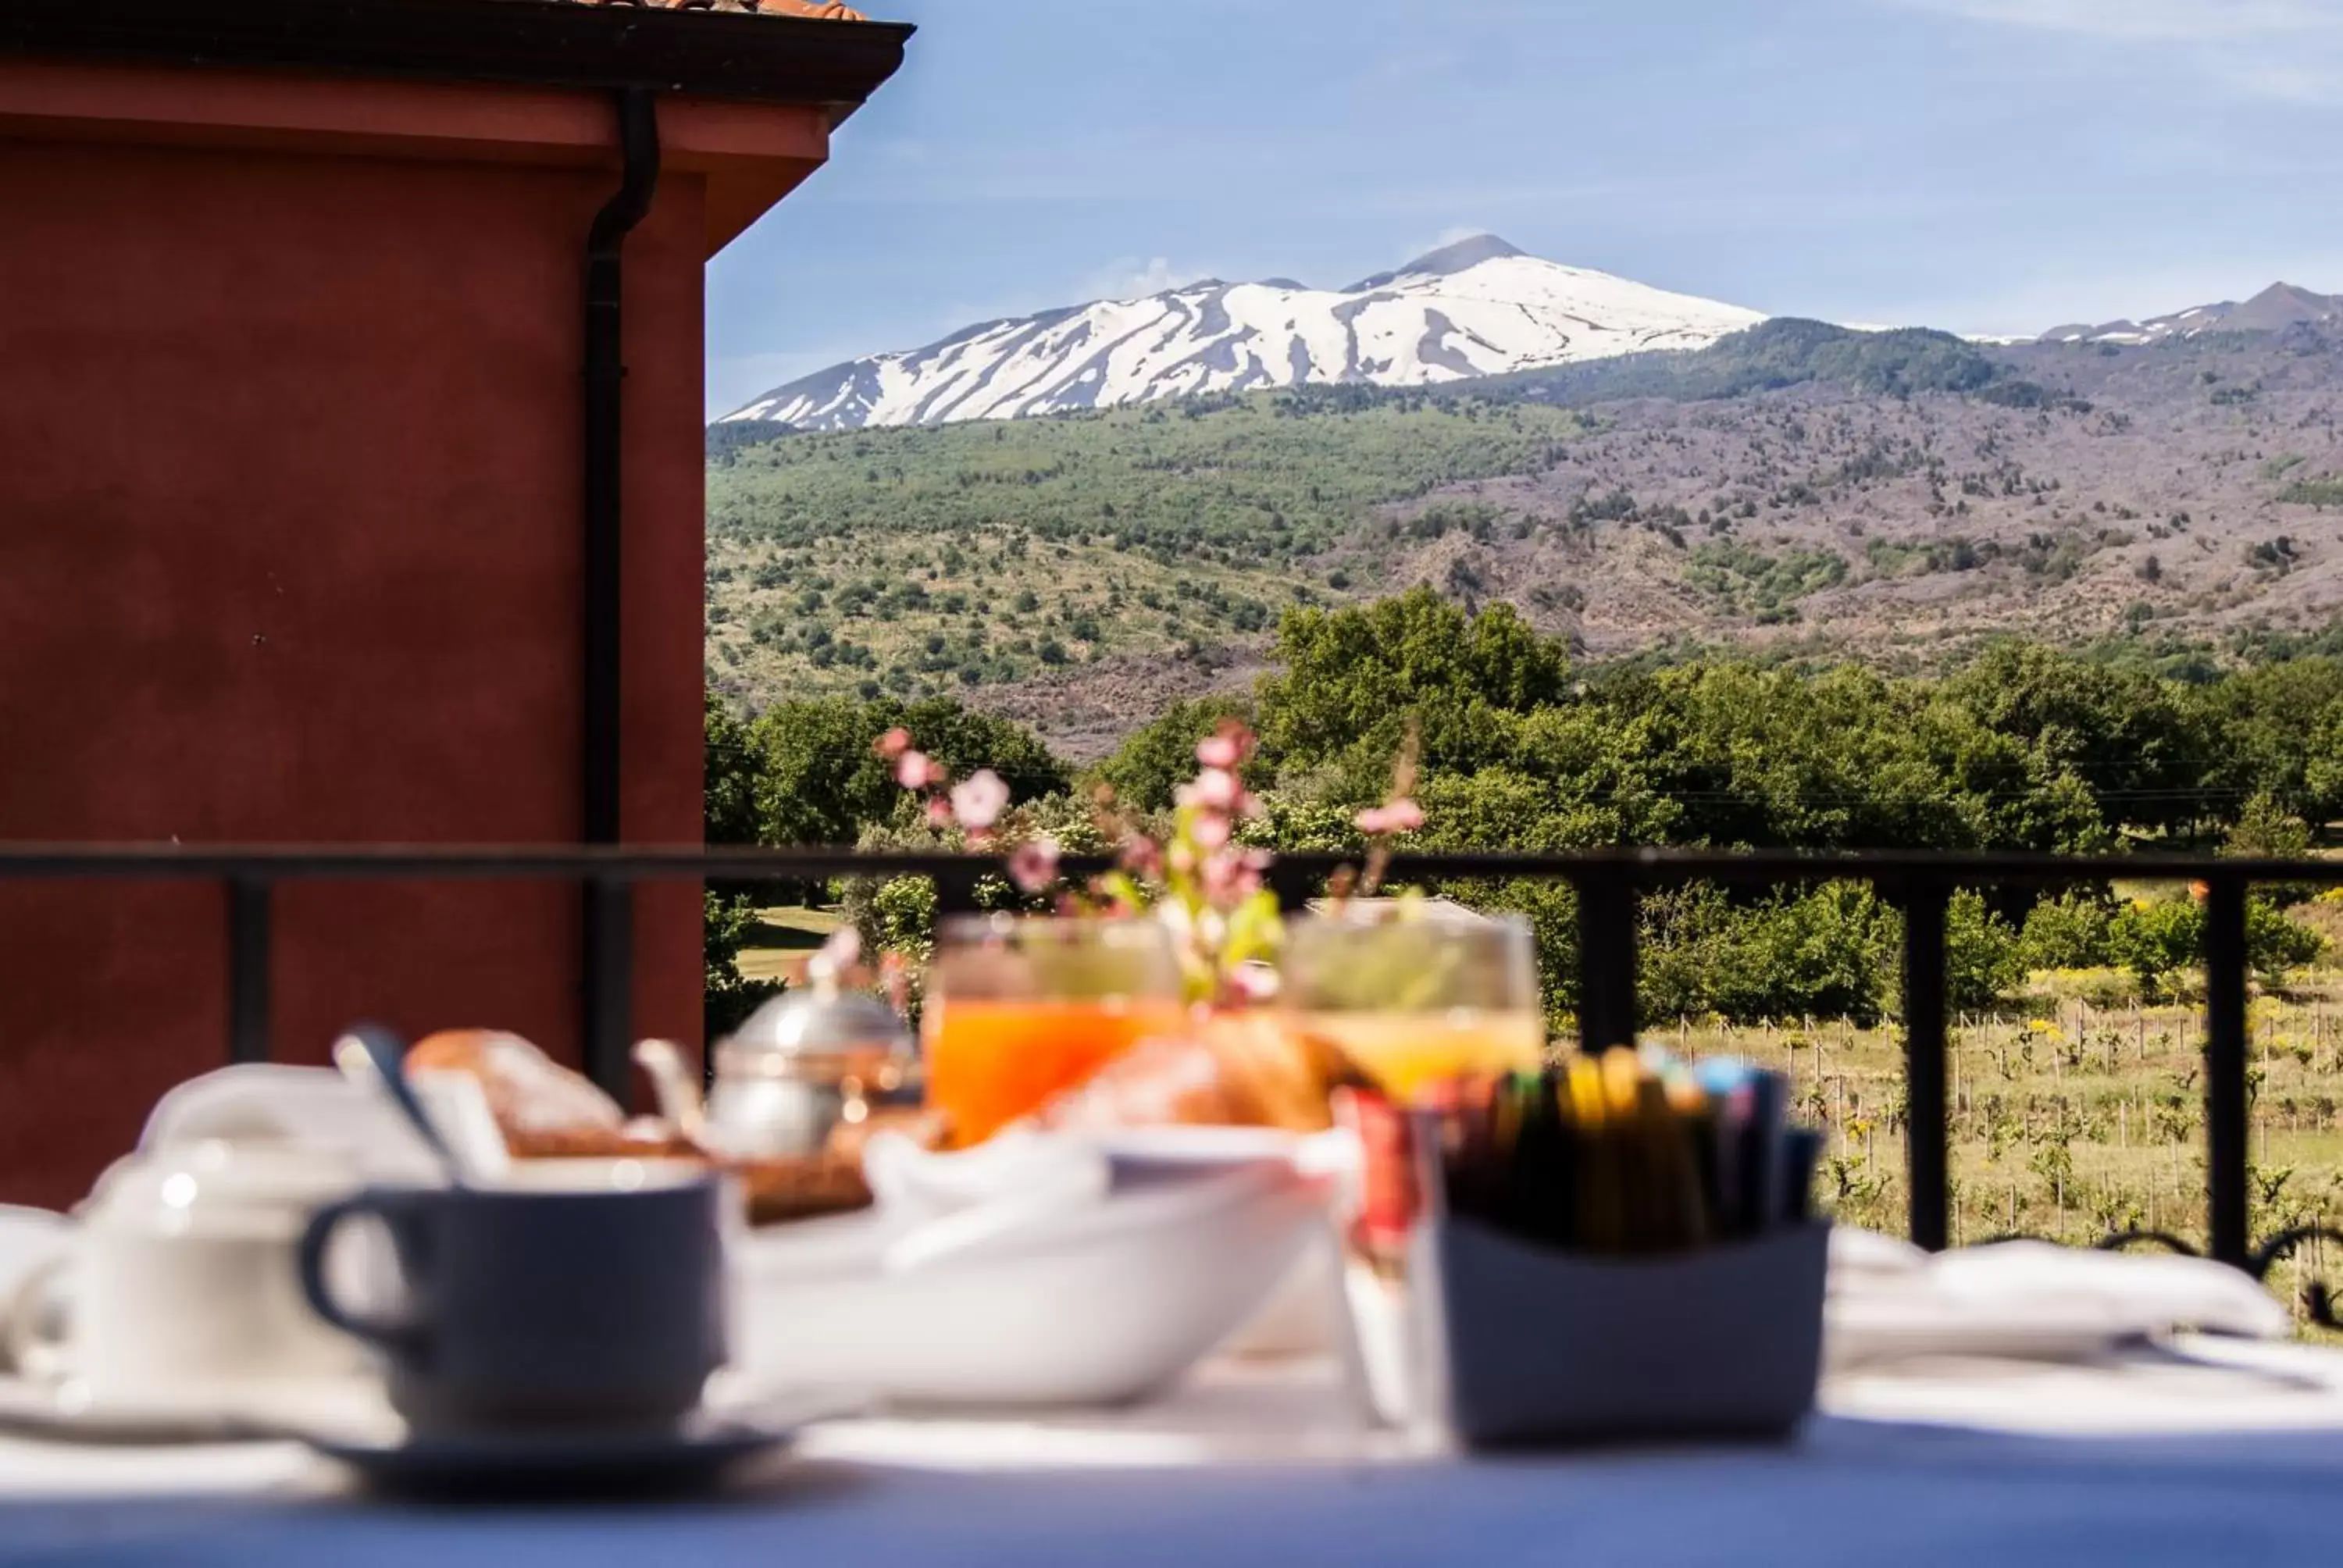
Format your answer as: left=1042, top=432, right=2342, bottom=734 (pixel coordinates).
left=720, top=235, right=1767, bottom=431
left=2038, top=282, right=2343, bottom=346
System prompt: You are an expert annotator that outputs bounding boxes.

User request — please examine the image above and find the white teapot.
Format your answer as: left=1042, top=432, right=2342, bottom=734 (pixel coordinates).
left=5, top=1069, right=418, bottom=1404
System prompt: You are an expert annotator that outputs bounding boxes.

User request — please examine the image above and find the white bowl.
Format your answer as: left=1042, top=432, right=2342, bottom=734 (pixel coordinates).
left=732, top=1156, right=1332, bottom=1409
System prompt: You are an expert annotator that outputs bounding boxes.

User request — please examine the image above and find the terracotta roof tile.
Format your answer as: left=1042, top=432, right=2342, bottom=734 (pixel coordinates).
left=566, top=0, right=869, bottom=17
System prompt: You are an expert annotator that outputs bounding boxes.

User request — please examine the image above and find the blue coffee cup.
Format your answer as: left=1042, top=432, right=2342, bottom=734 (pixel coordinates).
left=299, top=1168, right=726, bottom=1436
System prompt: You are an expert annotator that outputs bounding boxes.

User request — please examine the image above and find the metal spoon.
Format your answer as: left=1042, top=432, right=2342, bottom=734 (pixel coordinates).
left=332, top=1023, right=468, bottom=1188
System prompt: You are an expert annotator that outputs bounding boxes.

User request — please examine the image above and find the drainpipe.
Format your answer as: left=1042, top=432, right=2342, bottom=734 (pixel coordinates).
left=581, top=87, right=661, bottom=1100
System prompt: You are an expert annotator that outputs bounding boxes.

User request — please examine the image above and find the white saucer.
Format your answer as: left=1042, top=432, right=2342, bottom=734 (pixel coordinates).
left=300, top=1391, right=861, bottom=1498
left=1826, top=1293, right=2140, bottom=1370
left=0, top=1369, right=388, bottom=1445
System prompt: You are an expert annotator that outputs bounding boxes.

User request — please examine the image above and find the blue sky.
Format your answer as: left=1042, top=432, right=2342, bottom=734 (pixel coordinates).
left=704, top=0, right=2343, bottom=416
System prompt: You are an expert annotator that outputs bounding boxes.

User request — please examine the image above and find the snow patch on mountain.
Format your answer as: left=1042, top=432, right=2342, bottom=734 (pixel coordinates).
left=720, top=236, right=1767, bottom=431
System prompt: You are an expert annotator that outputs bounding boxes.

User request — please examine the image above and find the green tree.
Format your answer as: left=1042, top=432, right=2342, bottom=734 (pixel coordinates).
left=1944, top=641, right=2198, bottom=839
left=2017, top=890, right=2115, bottom=971
left=1944, top=889, right=2024, bottom=1010
left=1639, top=882, right=1899, bottom=1025
left=2107, top=896, right=2203, bottom=998
left=1091, top=695, right=1258, bottom=811
left=2246, top=897, right=2326, bottom=982
left=704, top=891, right=779, bottom=1039
left=2188, top=659, right=2343, bottom=825
left=1257, top=590, right=1571, bottom=793
left=2107, top=893, right=2325, bottom=994
left=704, top=693, right=761, bottom=845
left=744, top=696, right=1068, bottom=846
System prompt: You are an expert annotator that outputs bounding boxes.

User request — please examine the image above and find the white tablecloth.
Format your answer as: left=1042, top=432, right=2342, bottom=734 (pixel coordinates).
left=5, top=1342, right=2343, bottom=1566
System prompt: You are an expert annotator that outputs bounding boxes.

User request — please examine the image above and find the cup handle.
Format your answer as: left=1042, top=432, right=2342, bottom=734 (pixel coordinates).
left=2, top=1254, right=71, bottom=1383
left=298, top=1192, right=426, bottom=1356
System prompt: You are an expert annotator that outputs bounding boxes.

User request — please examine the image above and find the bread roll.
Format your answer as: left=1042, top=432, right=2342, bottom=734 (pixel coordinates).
left=405, top=1029, right=633, bottom=1151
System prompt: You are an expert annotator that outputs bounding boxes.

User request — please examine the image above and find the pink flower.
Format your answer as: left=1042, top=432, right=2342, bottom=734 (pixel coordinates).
left=1119, top=832, right=1163, bottom=879
left=1355, top=799, right=1425, bottom=836
left=950, top=769, right=1011, bottom=832
left=1200, top=847, right=1263, bottom=904
left=1189, top=768, right=1243, bottom=811
left=1196, top=720, right=1256, bottom=770
left=874, top=727, right=913, bottom=761
left=896, top=750, right=941, bottom=791
left=818, top=926, right=863, bottom=973
left=1229, top=963, right=1282, bottom=1004
left=1007, top=836, right=1061, bottom=896
left=1190, top=811, right=1232, bottom=850
left=925, top=797, right=955, bottom=829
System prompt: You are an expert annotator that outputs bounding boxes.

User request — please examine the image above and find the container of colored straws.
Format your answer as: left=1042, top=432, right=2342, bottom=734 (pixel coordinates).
left=1337, top=1049, right=1828, bottom=1449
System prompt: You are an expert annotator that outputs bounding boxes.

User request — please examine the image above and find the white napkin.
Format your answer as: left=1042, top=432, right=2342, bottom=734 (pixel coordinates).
left=861, top=1130, right=1114, bottom=1274
left=861, top=1128, right=1111, bottom=1220
left=1826, top=1228, right=2293, bottom=1369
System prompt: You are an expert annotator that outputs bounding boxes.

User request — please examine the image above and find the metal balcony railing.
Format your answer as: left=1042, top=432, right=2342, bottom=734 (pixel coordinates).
left=4, top=843, right=2337, bottom=1312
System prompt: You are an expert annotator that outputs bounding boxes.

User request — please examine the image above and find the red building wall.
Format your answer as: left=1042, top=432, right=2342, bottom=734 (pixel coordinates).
left=0, top=68, right=801, bottom=1206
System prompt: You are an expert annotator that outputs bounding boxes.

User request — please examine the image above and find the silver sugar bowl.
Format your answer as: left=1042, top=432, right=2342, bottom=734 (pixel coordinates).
left=703, top=964, right=915, bottom=1160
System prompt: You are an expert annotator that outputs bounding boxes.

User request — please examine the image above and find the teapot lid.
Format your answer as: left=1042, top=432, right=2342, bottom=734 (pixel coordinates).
left=84, top=1139, right=357, bottom=1238
left=719, top=957, right=912, bottom=1069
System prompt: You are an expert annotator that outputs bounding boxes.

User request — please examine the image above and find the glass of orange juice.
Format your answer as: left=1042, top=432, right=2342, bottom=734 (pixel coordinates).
left=1282, top=903, right=1545, bottom=1101
left=922, top=914, right=1186, bottom=1146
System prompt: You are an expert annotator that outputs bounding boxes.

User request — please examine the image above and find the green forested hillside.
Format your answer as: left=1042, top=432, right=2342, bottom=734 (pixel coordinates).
left=1464, top=317, right=2026, bottom=405
left=704, top=393, right=1588, bottom=706
left=705, top=320, right=2343, bottom=743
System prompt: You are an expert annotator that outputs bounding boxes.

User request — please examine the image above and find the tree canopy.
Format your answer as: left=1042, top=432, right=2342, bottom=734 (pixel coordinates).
left=711, top=590, right=2340, bottom=1022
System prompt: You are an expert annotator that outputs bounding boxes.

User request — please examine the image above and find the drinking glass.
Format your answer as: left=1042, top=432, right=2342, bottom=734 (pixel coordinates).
left=922, top=914, right=1186, bottom=1146
left=1282, top=903, right=1546, bottom=1100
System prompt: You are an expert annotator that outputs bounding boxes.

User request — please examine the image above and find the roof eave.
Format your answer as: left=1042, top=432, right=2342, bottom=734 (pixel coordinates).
left=0, top=0, right=914, bottom=109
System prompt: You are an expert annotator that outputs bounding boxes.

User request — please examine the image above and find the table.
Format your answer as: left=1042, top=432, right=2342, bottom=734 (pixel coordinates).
left=5, top=1343, right=2341, bottom=1567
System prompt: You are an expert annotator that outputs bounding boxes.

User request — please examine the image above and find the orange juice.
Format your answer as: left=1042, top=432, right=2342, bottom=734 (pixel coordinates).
left=1291, top=1008, right=1546, bottom=1102
left=924, top=996, right=1189, bottom=1146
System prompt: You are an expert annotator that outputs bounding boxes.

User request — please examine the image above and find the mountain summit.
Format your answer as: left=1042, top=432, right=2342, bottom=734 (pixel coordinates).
left=2038, top=281, right=2343, bottom=346
left=1343, top=233, right=1528, bottom=290
left=720, top=236, right=1766, bottom=431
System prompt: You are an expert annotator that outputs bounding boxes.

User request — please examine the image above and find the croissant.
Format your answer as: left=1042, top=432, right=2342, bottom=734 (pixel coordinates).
left=405, top=1029, right=694, bottom=1159
left=1037, top=1012, right=1360, bottom=1135
left=405, top=1031, right=936, bottom=1225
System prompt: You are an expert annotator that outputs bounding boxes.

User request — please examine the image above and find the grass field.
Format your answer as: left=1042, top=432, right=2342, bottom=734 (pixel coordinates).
left=733, top=905, right=846, bottom=985
left=1642, top=975, right=2343, bottom=1327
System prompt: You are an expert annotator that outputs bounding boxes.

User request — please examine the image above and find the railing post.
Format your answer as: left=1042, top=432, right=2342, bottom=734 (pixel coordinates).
left=2203, top=875, right=2250, bottom=1270
left=1573, top=868, right=1638, bottom=1053
left=1898, top=880, right=1950, bottom=1252
left=1267, top=861, right=1317, bottom=915
left=582, top=875, right=634, bottom=1107
left=933, top=864, right=984, bottom=918
left=226, top=878, right=272, bottom=1066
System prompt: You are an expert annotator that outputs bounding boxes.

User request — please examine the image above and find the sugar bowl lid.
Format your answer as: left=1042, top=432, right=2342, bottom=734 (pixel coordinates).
left=718, top=959, right=913, bottom=1078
